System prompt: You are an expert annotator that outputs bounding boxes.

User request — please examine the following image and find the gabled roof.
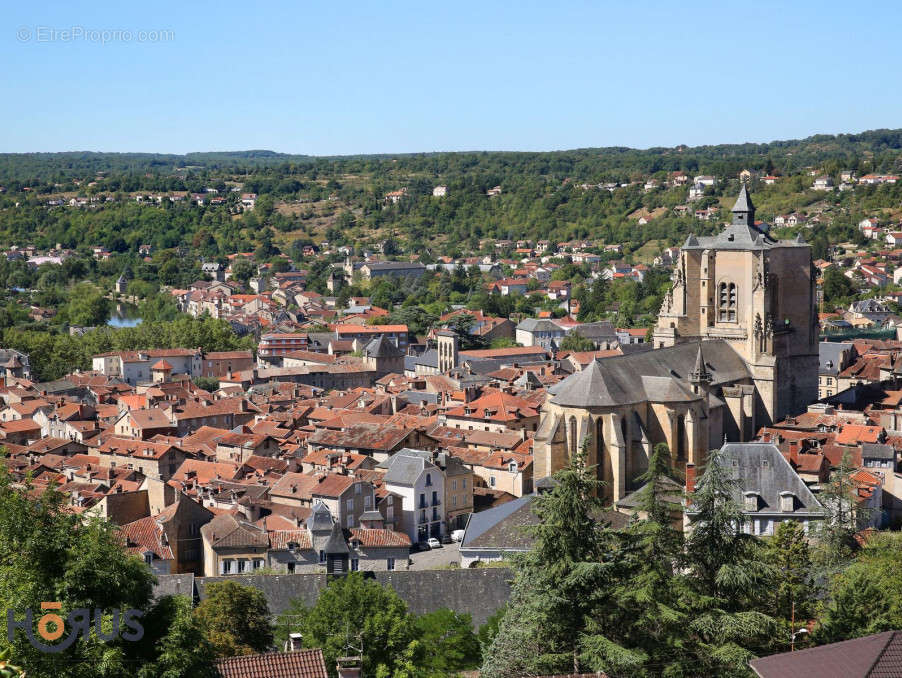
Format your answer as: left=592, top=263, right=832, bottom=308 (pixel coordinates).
left=701, top=443, right=825, bottom=518
left=215, top=649, right=328, bottom=678
left=749, top=630, right=902, bottom=678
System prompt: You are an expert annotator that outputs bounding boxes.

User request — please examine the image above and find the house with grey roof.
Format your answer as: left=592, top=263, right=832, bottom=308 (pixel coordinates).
left=515, top=318, right=567, bottom=349
left=459, top=495, right=536, bottom=567
left=686, top=442, right=825, bottom=537
left=378, top=449, right=446, bottom=542
left=819, top=341, right=856, bottom=399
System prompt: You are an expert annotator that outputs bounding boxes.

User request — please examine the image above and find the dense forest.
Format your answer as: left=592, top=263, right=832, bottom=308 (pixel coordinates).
left=4, top=130, right=902, bottom=261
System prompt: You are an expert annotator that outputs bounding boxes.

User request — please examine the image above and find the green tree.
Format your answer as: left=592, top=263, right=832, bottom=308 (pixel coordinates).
left=559, top=330, right=596, bottom=352
left=229, top=259, right=257, bottom=286
left=816, top=450, right=866, bottom=566
left=822, top=267, right=854, bottom=305
left=412, top=608, right=480, bottom=676
left=0, top=468, right=213, bottom=678
left=63, top=282, right=111, bottom=326
left=194, top=581, right=273, bottom=657
left=137, top=595, right=218, bottom=678
left=817, top=533, right=902, bottom=644
left=277, top=573, right=416, bottom=678
left=766, top=521, right=815, bottom=629
left=482, top=443, right=640, bottom=678
left=444, top=313, right=486, bottom=350
left=613, top=443, right=689, bottom=675
left=683, top=447, right=777, bottom=673
left=476, top=605, right=505, bottom=659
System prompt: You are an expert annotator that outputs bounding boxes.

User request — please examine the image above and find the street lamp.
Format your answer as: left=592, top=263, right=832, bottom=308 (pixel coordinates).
left=791, top=627, right=808, bottom=652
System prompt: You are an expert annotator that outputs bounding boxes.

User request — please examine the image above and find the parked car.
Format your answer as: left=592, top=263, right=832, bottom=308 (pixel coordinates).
left=416, top=540, right=431, bottom=551
left=441, top=534, right=453, bottom=544
left=451, top=529, right=465, bottom=542
left=427, top=537, right=442, bottom=549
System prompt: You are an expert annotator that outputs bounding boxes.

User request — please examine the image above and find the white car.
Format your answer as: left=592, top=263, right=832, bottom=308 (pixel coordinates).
left=451, top=529, right=465, bottom=542
left=427, top=537, right=442, bottom=549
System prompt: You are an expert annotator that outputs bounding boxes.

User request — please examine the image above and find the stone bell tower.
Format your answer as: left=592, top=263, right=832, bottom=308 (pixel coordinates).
left=653, top=185, right=818, bottom=425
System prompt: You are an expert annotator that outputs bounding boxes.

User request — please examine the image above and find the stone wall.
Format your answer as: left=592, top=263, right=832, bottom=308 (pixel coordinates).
left=184, top=567, right=512, bottom=627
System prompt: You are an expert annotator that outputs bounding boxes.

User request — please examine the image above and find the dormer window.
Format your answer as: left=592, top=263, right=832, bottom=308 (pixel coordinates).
left=780, top=491, right=795, bottom=512
left=743, top=491, right=759, bottom=512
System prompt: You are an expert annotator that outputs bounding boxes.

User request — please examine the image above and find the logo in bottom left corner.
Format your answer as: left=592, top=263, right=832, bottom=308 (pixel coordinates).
left=7, top=602, right=144, bottom=653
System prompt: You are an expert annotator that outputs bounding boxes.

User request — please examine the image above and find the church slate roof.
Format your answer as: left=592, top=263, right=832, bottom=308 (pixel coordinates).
left=547, top=339, right=749, bottom=408
left=683, top=186, right=806, bottom=251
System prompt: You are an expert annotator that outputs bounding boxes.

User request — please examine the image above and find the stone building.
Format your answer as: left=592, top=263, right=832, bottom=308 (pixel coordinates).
left=533, top=186, right=819, bottom=502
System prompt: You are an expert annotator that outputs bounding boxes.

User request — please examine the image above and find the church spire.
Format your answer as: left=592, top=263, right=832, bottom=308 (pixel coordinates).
left=689, top=342, right=711, bottom=392
left=731, top=183, right=755, bottom=227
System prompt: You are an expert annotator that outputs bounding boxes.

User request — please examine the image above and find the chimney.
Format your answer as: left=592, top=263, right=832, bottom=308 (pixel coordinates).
left=336, top=657, right=362, bottom=678
left=685, top=463, right=697, bottom=495
left=788, top=440, right=800, bottom=465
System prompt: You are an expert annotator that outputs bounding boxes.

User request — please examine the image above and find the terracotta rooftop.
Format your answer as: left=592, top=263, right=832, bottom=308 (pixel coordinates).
left=215, top=649, right=327, bottom=678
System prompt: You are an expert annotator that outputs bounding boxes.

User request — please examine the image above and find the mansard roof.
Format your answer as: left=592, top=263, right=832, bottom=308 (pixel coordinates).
left=547, top=339, right=749, bottom=408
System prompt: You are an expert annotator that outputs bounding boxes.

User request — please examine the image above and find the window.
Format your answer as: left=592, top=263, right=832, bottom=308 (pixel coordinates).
left=386, top=505, right=394, bottom=521
left=221, top=559, right=232, bottom=575
left=744, top=493, right=758, bottom=512
left=355, top=483, right=361, bottom=494
left=425, top=473, right=432, bottom=486
left=490, top=476, right=496, bottom=487
left=346, top=514, right=354, bottom=528
left=462, top=478, right=467, bottom=489
left=237, top=559, right=246, bottom=573
left=287, top=562, right=295, bottom=574
left=144, top=552, right=153, bottom=565
left=718, top=282, right=737, bottom=322
left=451, top=479, right=457, bottom=490
left=351, top=558, right=359, bottom=572
left=387, top=558, right=395, bottom=571
left=780, top=493, right=794, bottom=512
left=253, top=559, right=264, bottom=571
left=319, top=550, right=325, bottom=564
left=346, top=499, right=353, bottom=514
left=452, top=495, right=457, bottom=507
left=364, top=495, right=372, bottom=509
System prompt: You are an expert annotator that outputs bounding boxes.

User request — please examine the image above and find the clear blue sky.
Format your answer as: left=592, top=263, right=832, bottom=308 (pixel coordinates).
left=1, top=0, right=900, bottom=155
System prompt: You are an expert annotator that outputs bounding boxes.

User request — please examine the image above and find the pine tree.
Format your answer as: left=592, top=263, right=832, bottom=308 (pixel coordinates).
left=815, top=450, right=866, bottom=566
left=765, top=520, right=815, bottom=653
left=480, top=442, right=641, bottom=678
left=682, top=447, right=777, bottom=674
left=612, top=443, right=691, bottom=676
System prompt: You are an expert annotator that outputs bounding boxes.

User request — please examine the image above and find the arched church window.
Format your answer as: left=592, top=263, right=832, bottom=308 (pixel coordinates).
left=569, top=417, right=577, bottom=455
left=718, top=282, right=737, bottom=322
left=676, top=415, right=686, bottom=461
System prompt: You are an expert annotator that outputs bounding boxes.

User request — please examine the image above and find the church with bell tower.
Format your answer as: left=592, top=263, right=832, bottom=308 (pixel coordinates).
left=533, top=185, right=818, bottom=503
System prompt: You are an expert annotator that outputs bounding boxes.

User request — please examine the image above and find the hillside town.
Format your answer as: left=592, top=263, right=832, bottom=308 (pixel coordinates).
left=8, top=157, right=902, bottom=674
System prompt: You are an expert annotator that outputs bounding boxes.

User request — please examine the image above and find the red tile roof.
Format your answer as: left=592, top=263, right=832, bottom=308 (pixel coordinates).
left=215, top=650, right=328, bottom=678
